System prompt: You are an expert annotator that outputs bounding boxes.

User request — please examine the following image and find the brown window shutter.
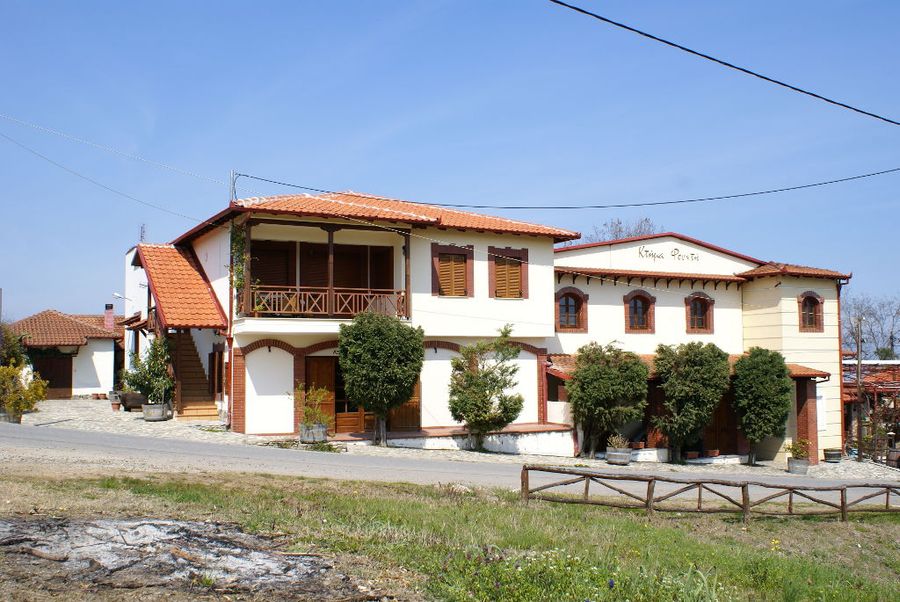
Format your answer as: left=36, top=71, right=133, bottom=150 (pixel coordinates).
left=438, top=253, right=466, bottom=296
left=494, top=257, right=521, bottom=298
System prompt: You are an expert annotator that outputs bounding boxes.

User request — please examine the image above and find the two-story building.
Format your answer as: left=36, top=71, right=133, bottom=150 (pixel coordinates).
left=122, top=193, right=849, bottom=461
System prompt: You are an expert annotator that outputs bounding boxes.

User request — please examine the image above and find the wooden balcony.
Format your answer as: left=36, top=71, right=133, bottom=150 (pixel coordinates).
left=249, top=285, right=408, bottom=319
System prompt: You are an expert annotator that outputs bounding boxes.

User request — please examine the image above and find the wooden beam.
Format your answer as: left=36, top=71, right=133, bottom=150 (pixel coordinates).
left=242, top=220, right=252, bottom=316
left=327, top=228, right=334, bottom=317
left=404, top=232, right=412, bottom=319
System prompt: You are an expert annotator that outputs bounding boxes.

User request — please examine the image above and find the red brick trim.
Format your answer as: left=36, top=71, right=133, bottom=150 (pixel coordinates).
left=426, top=340, right=461, bottom=353
left=301, top=339, right=340, bottom=355
left=431, top=243, right=474, bottom=297
left=685, top=292, right=715, bottom=334
left=555, top=286, right=588, bottom=333
left=798, top=291, right=824, bottom=333
left=488, top=246, right=528, bottom=299
left=795, top=379, right=820, bottom=464
left=241, top=338, right=298, bottom=356
left=231, top=347, right=246, bottom=434
left=623, top=289, right=656, bottom=334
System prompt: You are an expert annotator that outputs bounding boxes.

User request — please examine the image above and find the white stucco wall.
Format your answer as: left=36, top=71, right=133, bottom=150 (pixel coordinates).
left=72, top=339, right=115, bottom=396
left=554, top=235, right=759, bottom=275
left=552, top=279, right=745, bottom=355
left=244, top=346, right=295, bottom=435
left=123, top=247, right=150, bottom=371
left=193, top=226, right=236, bottom=320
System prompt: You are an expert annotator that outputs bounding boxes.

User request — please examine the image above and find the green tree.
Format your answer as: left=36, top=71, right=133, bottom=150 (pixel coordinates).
left=733, top=347, right=793, bottom=465
left=122, top=336, right=175, bottom=404
left=567, top=343, right=648, bottom=457
left=338, top=312, right=424, bottom=446
left=652, top=342, right=730, bottom=462
left=0, top=322, right=28, bottom=367
left=0, top=364, right=47, bottom=422
left=448, top=325, right=523, bottom=450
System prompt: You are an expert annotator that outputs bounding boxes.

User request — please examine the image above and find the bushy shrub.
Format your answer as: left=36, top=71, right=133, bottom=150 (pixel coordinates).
left=0, top=323, right=27, bottom=367
left=338, top=312, right=424, bottom=445
left=567, top=343, right=648, bottom=457
left=733, top=347, right=793, bottom=464
left=652, top=342, right=730, bottom=462
left=0, top=364, right=47, bottom=420
left=448, top=325, right=523, bottom=450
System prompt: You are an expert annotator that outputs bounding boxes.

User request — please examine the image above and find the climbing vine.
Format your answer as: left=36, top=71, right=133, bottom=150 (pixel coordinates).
left=230, top=222, right=247, bottom=295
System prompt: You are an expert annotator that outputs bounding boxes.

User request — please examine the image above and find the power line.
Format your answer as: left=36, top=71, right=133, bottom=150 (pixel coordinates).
left=237, top=167, right=900, bottom=210
left=547, top=0, right=900, bottom=127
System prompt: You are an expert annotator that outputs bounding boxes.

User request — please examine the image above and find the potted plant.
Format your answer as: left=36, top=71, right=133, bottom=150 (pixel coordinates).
left=121, top=338, right=174, bottom=422
left=685, top=451, right=701, bottom=460
left=606, top=434, right=632, bottom=466
left=823, top=448, right=842, bottom=463
left=705, top=449, right=720, bottom=458
left=110, top=391, right=122, bottom=412
left=786, top=439, right=811, bottom=475
left=630, top=441, right=645, bottom=450
left=298, top=384, right=333, bottom=444
left=0, top=365, right=47, bottom=424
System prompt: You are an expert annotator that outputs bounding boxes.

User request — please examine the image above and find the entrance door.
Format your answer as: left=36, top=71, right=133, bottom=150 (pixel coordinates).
left=32, top=354, right=73, bottom=399
left=305, top=356, right=367, bottom=433
left=388, top=381, right=421, bottom=431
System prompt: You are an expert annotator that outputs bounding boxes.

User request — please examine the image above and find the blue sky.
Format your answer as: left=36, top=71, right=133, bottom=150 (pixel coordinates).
left=1, top=1, right=897, bottom=320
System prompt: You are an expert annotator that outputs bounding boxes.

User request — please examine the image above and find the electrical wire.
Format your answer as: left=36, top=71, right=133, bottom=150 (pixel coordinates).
left=547, top=0, right=900, bottom=127
left=237, top=168, right=900, bottom=210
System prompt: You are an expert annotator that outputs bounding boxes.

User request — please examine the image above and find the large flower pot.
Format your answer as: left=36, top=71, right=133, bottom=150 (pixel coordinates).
left=0, top=409, right=21, bottom=424
left=606, top=447, right=632, bottom=466
left=787, top=457, right=810, bottom=475
left=823, top=449, right=842, bottom=463
left=300, top=423, right=328, bottom=444
left=142, top=403, right=168, bottom=422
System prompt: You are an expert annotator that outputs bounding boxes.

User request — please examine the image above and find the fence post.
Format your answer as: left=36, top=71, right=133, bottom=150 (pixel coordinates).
left=840, top=487, right=848, bottom=522
left=583, top=476, right=590, bottom=501
left=741, top=484, right=750, bottom=523
left=520, top=466, right=529, bottom=504
left=646, top=478, right=656, bottom=515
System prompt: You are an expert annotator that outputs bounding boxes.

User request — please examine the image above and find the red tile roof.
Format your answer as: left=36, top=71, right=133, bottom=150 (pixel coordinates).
left=10, top=310, right=122, bottom=347
left=737, top=262, right=851, bottom=280
left=548, top=353, right=829, bottom=380
left=231, top=191, right=580, bottom=241
left=555, top=267, right=746, bottom=283
left=136, top=244, right=227, bottom=330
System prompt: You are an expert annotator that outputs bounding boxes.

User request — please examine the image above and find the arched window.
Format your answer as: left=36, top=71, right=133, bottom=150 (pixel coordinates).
left=555, top=287, right=588, bottom=332
left=798, top=291, right=824, bottom=332
left=685, top=292, right=715, bottom=334
left=623, top=290, right=655, bottom=333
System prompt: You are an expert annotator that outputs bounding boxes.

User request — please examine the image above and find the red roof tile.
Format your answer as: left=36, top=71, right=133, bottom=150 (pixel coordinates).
left=10, top=310, right=121, bottom=347
left=555, top=267, right=746, bottom=283
left=549, top=353, right=828, bottom=380
left=231, top=191, right=580, bottom=241
left=737, top=262, right=851, bottom=280
left=136, top=244, right=227, bottom=330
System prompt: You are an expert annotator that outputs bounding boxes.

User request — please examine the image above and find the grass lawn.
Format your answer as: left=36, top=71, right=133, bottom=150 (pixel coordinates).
left=2, top=471, right=898, bottom=601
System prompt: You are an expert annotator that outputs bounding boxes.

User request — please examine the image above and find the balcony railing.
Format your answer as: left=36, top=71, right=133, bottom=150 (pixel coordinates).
left=248, top=285, right=408, bottom=319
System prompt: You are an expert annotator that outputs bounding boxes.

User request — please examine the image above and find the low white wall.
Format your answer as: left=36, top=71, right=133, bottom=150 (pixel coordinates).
left=357, top=429, right=575, bottom=457
left=189, top=328, right=217, bottom=377
left=547, top=400, right=573, bottom=425
left=244, top=347, right=295, bottom=434
left=72, top=340, right=115, bottom=396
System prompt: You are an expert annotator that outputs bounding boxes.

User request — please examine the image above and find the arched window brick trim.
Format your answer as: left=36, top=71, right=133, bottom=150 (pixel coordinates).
left=798, top=291, right=825, bottom=333
left=685, top=292, right=715, bottom=334
left=623, top=289, right=656, bottom=334
left=555, top=286, right=589, bottom=333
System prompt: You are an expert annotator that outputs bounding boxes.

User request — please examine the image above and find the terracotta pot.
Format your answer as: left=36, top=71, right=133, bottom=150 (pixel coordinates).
left=685, top=451, right=700, bottom=460
left=91, top=393, right=100, bottom=400
left=111, top=402, right=121, bottom=412
left=705, top=449, right=720, bottom=458
left=630, top=442, right=645, bottom=449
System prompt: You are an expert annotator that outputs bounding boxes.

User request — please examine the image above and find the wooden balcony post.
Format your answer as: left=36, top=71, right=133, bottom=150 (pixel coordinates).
left=242, top=220, right=253, bottom=316
left=327, top=227, right=335, bottom=317
left=404, top=232, right=411, bottom=318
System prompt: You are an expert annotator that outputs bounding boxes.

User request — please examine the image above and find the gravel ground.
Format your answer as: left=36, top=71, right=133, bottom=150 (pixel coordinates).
left=20, top=399, right=899, bottom=482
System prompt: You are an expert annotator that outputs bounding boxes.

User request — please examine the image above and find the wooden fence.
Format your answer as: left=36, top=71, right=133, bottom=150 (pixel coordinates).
left=520, top=465, right=900, bottom=522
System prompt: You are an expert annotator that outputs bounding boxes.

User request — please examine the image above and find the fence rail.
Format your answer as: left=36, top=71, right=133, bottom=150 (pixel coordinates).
left=520, top=465, right=900, bottom=522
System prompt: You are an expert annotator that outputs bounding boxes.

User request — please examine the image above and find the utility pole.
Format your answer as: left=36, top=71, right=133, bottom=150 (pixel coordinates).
left=230, top=170, right=237, bottom=202
left=856, top=317, right=864, bottom=462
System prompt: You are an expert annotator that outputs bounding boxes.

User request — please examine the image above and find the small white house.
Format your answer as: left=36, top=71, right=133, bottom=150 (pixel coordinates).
left=10, top=306, right=123, bottom=398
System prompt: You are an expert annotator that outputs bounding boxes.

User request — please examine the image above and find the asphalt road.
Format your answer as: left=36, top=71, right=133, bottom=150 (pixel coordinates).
left=2, top=423, right=896, bottom=511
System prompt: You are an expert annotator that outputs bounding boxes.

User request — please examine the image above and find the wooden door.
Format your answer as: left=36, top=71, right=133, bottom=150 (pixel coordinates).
left=703, top=392, right=739, bottom=454
left=388, top=381, right=421, bottom=431
left=32, top=354, right=73, bottom=399
left=305, top=357, right=337, bottom=431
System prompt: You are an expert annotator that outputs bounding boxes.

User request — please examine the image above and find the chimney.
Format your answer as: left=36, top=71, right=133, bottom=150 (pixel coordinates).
left=104, top=303, right=115, bottom=330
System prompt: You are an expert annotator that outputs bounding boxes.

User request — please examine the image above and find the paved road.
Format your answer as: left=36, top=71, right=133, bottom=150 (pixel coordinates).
left=1, top=423, right=896, bottom=510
